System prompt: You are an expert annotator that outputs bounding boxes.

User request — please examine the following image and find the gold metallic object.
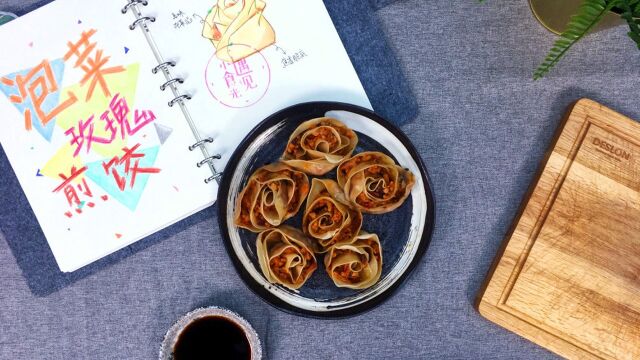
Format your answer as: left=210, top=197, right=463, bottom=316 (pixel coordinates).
left=529, top=0, right=622, bottom=34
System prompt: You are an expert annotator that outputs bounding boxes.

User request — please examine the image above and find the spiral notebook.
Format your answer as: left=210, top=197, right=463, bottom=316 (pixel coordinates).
left=0, top=0, right=370, bottom=272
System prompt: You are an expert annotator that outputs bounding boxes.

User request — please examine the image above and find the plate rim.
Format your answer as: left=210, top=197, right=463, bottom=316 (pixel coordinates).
left=217, top=101, right=436, bottom=318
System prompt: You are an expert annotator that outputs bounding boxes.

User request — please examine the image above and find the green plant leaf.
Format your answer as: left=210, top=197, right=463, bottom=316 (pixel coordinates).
left=533, top=0, right=619, bottom=80
left=618, top=0, right=640, bottom=49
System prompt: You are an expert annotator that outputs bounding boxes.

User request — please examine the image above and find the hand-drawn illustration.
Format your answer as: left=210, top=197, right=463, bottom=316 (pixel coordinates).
left=202, top=0, right=276, bottom=63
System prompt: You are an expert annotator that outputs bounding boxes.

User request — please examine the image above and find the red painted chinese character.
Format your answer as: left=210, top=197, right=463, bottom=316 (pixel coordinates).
left=102, top=143, right=160, bottom=191
left=79, top=49, right=125, bottom=101
left=53, top=166, right=95, bottom=209
left=1, top=60, right=78, bottom=131
left=64, top=29, right=97, bottom=68
left=99, top=110, right=118, bottom=142
left=233, top=59, right=252, bottom=76
left=241, top=75, right=257, bottom=90
left=130, top=109, right=156, bottom=135
left=107, top=93, right=130, bottom=139
left=65, top=115, right=115, bottom=156
left=64, top=29, right=125, bottom=101
left=224, top=71, right=235, bottom=88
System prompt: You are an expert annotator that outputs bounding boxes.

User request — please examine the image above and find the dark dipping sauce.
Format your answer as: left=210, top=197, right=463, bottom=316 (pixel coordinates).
left=173, top=316, right=251, bottom=360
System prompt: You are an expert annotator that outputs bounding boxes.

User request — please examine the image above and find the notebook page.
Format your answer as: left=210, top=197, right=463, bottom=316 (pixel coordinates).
left=142, top=0, right=372, bottom=169
left=0, top=0, right=214, bottom=272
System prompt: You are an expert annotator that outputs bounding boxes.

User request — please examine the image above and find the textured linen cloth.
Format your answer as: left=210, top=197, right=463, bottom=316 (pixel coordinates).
left=3, top=0, right=640, bottom=359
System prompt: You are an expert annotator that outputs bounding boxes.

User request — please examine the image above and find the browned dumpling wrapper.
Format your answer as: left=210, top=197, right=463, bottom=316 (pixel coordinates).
left=324, top=232, right=382, bottom=289
left=234, top=163, right=309, bottom=232
left=257, top=226, right=318, bottom=290
left=281, top=117, right=358, bottom=175
left=337, top=152, right=415, bottom=214
left=302, top=178, right=362, bottom=252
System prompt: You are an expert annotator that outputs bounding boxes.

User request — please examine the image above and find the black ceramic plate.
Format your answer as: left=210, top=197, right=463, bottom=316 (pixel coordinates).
left=217, top=102, right=435, bottom=317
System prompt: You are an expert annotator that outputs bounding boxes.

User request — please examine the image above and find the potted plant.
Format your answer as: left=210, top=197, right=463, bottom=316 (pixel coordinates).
left=481, top=0, right=640, bottom=79
left=534, top=0, right=640, bottom=79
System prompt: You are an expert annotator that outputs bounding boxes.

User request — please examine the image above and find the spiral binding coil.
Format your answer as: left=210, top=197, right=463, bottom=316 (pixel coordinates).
left=123, top=0, right=223, bottom=184
left=189, top=138, right=214, bottom=151
left=152, top=61, right=176, bottom=74
left=121, top=0, right=147, bottom=14
left=197, top=155, right=222, bottom=168
left=205, top=173, right=223, bottom=184
left=160, top=78, right=184, bottom=91
left=129, top=16, right=155, bottom=30
left=168, top=94, right=192, bottom=107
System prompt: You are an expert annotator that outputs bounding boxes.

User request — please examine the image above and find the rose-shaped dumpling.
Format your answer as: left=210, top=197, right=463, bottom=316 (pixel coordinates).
left=234, top=163, right=309, bottom=232
left=257, top=226, right=318, bottom=290
left=337, top=152, right=415, bottom=214
left=282, top=117, right=358, bottom=175
left=302, top=179, right=362, bottom=252
left=325, top=232, right=382, bottom=289
left=202, top=0, right=276, bottom=62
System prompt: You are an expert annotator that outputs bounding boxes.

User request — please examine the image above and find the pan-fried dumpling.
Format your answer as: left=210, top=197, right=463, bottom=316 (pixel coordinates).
left=324, top=232, right=382, bottom=289
left=234, top=163, right=309, bottom=232
left=257, top=226, right=318, bottom=290
left=282, top=117, right=358, bottom=176
left=337, top=152, right=415, bottom=214
left=302, top=179, right=362, bottom=252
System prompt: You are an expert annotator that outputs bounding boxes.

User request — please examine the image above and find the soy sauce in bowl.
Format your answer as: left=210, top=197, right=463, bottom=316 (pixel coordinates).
left=173, top=316, right=251, bottom=360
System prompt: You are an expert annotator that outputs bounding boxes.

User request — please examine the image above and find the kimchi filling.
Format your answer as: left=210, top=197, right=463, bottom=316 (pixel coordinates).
left=266, top=181, right=280, bottom=194
left=285, top=139, right=305, bottom=158
left=240, top=168, right=308, bottom=227
left=239, top=184, right=261, bottom=226
left=355, top=167, right=411, bottom=208
left=252, top=201, right=268, bottom=227
left=302, top=127, right=340, bottom=152
left=364, top=165, right=395, bottom=199
left=331, top=250, right=369, bottom=283
left=307, top=199, right=343, bottom=232
left=333, top=210, right=360, bottom=245
left=286, top=122, right=353, bottom=159
left=259, top=171, right=308, bottom=214
left=320, top=121, right=354, bottom=142
left=289, top=173, right=309, bottom=211
left=269, top=247, right=315, bottom=282
left=261, top=181, right=280, bottom=211
left=339, top=153, right=380, bottom=178
left=364, top=240, right=381, bottom=261
left=300, top=248, right=317, bottom=278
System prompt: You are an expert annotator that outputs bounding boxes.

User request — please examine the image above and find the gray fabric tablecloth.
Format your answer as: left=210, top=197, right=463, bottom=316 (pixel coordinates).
left=2, top=0, right=639, bottom=359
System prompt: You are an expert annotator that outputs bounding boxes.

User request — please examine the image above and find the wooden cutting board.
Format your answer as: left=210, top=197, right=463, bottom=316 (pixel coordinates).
left=476, top=99, right=640, bottom=360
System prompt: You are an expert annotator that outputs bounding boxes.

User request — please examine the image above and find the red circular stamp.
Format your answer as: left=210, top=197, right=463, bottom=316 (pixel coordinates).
left=204, top=46, right=271, bottom=109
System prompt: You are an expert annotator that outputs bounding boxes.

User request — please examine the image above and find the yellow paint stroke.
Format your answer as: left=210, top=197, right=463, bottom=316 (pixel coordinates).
left=41, top=143, right=86, bottom=184
left=56, top=63, right=140, bottom=158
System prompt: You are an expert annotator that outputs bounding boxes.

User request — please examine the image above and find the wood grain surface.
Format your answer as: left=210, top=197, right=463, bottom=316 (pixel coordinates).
left=476, top=99, right=640, bottom=360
